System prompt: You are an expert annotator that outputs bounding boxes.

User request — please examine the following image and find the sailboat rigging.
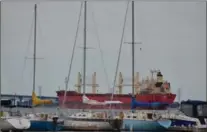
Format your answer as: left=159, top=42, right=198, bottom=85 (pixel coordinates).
left=62, top=2, right=83, bottom=107
left=109, top=0, right=130, bottom=109
left=25, top=4, right=64, bottom=131
left=78, top=1, right=121, bottom=107
left=129, top=1, right=169, bottom=110
left=30, top=4, right=52, bottom=107
left=63, top=1, right=122, bottom=131
left=121, top=1, right=172, bottom=131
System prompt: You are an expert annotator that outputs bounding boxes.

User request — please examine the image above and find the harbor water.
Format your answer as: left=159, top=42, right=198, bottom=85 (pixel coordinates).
left=24, top=130, right=206, bottom=132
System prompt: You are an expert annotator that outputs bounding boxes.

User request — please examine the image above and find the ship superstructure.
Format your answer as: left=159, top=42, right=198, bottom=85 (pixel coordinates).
left=56, top=70, right=176, bottom=109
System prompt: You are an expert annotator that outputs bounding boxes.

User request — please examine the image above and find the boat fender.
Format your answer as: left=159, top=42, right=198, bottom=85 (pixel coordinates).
left=0, top=111, right=3, bottom=117
left=119, top=112, right=124, bottom=119
left=104, top=112, right=107, bottom=118
left=142, top=114, right=147, bottom=120
left=152, top=113, right=161, bottom=121
left=204, top=118, right=207, bottom=124
left=18, top=119, right=22, bottom=125
left=188, top=124, right=192, bottom=128
left=100, top=113, right=104, bottom=118
left=45, top=114, right=48, bottom=120
left=40, top=113, right=44, bottom=119
left=97, top=113, right=101, bottom=118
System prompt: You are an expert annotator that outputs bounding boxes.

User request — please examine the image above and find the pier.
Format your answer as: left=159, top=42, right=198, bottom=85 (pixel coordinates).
left=168, top=126, right=207, bottom=132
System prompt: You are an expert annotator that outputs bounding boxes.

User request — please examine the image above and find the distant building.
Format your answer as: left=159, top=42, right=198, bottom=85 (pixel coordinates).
left=0, top=94, right=58, bottom=107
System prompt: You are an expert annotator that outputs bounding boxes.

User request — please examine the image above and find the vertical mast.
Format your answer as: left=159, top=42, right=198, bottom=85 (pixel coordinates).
left=0, top=1, right=2, bottom=110
left=206, top=2, right=207, bottom=102
left=177, top=88, right=181, bottom=102
left=83, top=1, right=87, bottom=95
left=33, top=4, right=37, bottom=94
left=131, top=1, right=135, bottom=97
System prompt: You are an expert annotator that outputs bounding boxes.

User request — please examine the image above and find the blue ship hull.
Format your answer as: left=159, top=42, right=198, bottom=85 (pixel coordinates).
left=28, top=120, right=64, bottom=131
left=123, top=119, right=172, bottom=131
left=131, top=97, right=169, bottom=109
left=171, top=119, right=196, bottom=127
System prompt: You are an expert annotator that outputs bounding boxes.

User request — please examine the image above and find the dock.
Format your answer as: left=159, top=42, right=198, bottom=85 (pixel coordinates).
left=168, top=125, right=207, bottom=132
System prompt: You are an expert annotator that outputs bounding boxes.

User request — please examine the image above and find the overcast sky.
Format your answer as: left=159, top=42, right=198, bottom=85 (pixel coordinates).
left=1, top=1, right=206, bottom=101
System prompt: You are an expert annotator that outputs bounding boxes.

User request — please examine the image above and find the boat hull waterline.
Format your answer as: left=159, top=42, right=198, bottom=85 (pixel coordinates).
left=28, top=120, right=64, bottom=131
left=122, top=119, right=172, bottom=131
left=171, top=119, right=197, bottom=127
left=63, top=118, right=122, bottom=131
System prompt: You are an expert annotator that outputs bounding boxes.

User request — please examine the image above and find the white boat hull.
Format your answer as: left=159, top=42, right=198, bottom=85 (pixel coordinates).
left=0, top=117, right=31, bottom=131
left=64, top=119, right=113, bottom=130
left=64, top=111, right=122, bottom=130
left=0, top=119, right=14, bottom=131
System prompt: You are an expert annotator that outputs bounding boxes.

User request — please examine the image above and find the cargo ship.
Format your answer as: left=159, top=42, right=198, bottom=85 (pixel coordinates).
left=56, top=70, right=176, bottom=109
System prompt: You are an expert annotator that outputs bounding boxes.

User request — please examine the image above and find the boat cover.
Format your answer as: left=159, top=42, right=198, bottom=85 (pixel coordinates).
left=82, top=95, right=122, bottom=105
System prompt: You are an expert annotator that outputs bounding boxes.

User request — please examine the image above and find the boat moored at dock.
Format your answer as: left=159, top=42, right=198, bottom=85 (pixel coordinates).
left=25, top=113, right=64, bottom=131
left=159, top=111, right=200, bottom=127
left=63, top=111, right=122, bottom=131
left=121, top=111, right=171, bottom=131
left=0, top=112, right=31, bottom=131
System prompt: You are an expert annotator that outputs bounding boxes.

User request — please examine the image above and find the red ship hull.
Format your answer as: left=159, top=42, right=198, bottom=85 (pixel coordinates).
left=56, top=90, right=176, bottom=109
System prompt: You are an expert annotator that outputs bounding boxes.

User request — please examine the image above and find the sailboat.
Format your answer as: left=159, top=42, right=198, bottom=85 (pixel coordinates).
left=0, top=112, right=31, bottom=131
left=0, top=117, right=30, bottom=131
left=161, top=110, right=201, bottom=128
left=63, top=1, right=122, bottom=131
left=25, top=4, right=64, bottom=131
left=121, top=1, right=172, bottom=131
left=161, top=100, right=207, bottom=130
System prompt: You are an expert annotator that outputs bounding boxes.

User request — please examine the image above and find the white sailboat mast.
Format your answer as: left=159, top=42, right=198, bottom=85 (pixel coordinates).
left=33, top=4, right=37, bottom=94
left=131, top=1, right=135, bottom=97
left=83, top=1, right=87, bottom=95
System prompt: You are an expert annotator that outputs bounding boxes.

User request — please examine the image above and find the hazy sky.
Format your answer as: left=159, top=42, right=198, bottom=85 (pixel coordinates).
left=1, top=1, right=206, bottom=101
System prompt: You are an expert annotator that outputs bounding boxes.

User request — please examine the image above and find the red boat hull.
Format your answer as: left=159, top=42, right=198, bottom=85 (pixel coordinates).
left=56, top=90, right=176, bottom=109
left=136, top=94, right=176, bottom=104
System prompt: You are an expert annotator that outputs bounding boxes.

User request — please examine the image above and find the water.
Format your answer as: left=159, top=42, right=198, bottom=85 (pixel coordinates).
left=24, top=130, right=206, bottom=132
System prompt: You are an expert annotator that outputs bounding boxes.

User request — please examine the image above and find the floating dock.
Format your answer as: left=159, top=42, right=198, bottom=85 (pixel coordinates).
left=168, top=125, right=207, bottom=132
